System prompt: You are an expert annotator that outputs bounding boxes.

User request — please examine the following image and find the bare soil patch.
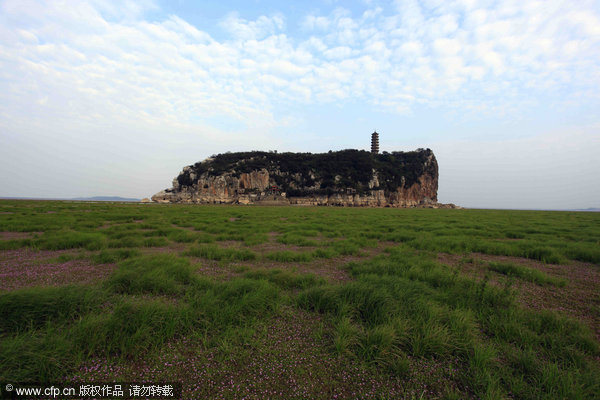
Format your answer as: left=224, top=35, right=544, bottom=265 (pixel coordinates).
left=215, top=240, right=245, bottom=249
left=0, top=249, right=116, bottom=291
left=254, top=241, right=317, bottom=253
left=70, top=307, right=466, bottom=399
left=246, top=242, right=391, bottom=283
left=274, top=244, right=389, bottom=283
left=187, top=258, right=242, bottom=280
left=184, top=239, right=393, bottom=283
left=437, top=252, right=600, bottom=342
left=240, top=256, right=354, bottom=283
left=141, top=243, right=189, bottom=255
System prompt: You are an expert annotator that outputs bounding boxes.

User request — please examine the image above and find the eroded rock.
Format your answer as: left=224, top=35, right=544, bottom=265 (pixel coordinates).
left=151, top=149, right=455, bottom=207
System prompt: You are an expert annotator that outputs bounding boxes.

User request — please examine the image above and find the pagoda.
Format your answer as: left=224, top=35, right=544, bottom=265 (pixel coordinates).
left=371, top=131, right=380, bottom=154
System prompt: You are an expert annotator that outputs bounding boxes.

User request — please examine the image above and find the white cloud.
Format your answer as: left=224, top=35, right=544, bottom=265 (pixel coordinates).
left=301, top=15, right=330, bottom=31
left=220, top=13, right=285, bottom=40
left=1, top=0, right=598, bottom=126
left=324, top=46, right=353, bottom=59
left=432, top=38, right=461, bottom=56
left=399, top=40, right=423, bottom=55
left=1, top=0, right=599, bottom=201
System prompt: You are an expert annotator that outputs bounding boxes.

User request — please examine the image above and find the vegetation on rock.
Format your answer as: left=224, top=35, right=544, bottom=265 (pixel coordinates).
left=176, top=149, right=437, bottom=196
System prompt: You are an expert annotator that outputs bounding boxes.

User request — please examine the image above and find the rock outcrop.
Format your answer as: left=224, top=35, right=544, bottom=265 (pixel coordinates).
left=152, top=149, right=453, bottom=207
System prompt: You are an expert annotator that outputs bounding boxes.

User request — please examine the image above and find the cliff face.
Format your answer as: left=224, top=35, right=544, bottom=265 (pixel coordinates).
left=152, top=149, right=440, bottom=207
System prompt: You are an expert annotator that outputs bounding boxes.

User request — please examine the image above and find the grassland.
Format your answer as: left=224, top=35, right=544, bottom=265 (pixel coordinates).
left=0, top=200, right=599, bottom=399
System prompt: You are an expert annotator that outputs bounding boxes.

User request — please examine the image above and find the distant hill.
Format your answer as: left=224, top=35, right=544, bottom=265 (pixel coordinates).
left=71, top=196, right=141, bottom=202
left=0, top=196, right=141, bottom=202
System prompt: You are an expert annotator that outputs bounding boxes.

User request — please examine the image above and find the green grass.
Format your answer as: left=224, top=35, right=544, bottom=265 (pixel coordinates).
left=35, top=231, right=107, bottom=251
left=90, top=248, right=140, bottom=264
left=167, top=229, right=199, bottom=243
left=184, top=244, right=256, bottom=261
left=264, top=250, right=313, bottom=262
left=105, top=255, right=196, bottom=295
left=297, top=245, right=599, bottom=398
left=0, top=200, right=599, bottom=399
left=0, top=264, right=281, bottom=382
left=488, top=261, right=567, bottom=287
left=0, top=239, right=32, bottom=250
left=277, top=233, right=320, bottom=247
left=0, top=285, right=104, bottom=334
left=244, top=268, right=325, bottom=290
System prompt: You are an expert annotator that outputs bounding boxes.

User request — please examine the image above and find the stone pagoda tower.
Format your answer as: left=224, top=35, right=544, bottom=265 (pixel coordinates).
left=371, top=131, right=380, bottom=154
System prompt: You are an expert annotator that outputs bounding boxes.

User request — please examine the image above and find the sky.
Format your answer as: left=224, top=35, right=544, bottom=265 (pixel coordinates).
left=0, top=0, right=599, bottom=209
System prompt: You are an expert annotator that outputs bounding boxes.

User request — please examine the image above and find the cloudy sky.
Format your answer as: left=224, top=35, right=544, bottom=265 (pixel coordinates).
left=1, top=0, right=599, bottom=209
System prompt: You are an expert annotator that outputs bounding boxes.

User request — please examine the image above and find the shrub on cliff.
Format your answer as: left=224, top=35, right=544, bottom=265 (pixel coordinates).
left=177, top=149, right=437, bottom=196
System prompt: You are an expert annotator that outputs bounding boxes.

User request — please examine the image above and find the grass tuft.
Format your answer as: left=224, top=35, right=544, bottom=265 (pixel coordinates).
left=91, top=249, right=140, bottom=264
left=0, top=285, right=103, bottom=334
left=184, top=244, right=256, bottom=261
left=244, top=269, right=325, bottom=289
left=488, top=262, right=566, bottom=287
left=105, top=255, right=194, bottom=295
left=36, top=232, right=107, bottom=251
left=264, top=250, right=313, bottom=262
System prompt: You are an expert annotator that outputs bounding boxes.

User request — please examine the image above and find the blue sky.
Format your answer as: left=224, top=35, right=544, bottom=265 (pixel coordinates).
left=1, top=0, right=599, bottom=208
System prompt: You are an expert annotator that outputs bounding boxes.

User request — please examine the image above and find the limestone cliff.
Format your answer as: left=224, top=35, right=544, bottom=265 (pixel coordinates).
left=152, top=149, right=445, bottom=207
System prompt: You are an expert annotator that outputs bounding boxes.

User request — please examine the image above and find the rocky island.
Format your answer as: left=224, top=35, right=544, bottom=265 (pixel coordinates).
left=152, top=147, right=457, bottom=208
